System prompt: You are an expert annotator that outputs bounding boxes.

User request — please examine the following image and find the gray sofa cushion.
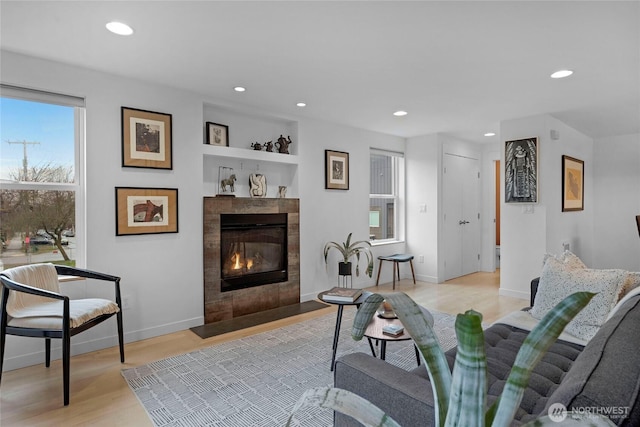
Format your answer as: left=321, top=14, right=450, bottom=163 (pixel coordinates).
left=543, top=295, right=640, bottom=426
left=334, top=324, right=584, bottom=426
left=443, top=324, right=584, bottom=423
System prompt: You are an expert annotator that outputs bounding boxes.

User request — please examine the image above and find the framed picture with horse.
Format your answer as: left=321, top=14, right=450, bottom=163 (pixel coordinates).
left=115, top=187, right=179, bottom=236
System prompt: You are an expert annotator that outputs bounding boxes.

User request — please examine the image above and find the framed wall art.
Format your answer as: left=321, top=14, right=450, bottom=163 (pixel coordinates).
left=505, top=137, right=538, bottom=203
left=115, top=187, right=178, bottom=236
left=562, top=155, right=584, bottom=212
left=121, top=107, right=172, bottom=169
left=325, top=150, right=349, bottom=190
left=206, top=122, right=229, bottom=147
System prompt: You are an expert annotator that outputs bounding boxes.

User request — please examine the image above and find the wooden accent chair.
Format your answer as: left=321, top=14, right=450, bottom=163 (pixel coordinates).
left=0, top=263, right=124, bottom=405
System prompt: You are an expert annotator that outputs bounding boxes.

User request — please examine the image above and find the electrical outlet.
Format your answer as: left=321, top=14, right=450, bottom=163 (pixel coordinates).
left=122, top=296, right=131, bottom=310
left=419, top=204, right=427, bottom=213
left=418, top=255, right=424, bottom=263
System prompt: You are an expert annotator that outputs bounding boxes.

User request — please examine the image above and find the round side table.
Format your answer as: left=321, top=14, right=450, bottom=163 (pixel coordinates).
left=318, top=290, right=372, bottom=371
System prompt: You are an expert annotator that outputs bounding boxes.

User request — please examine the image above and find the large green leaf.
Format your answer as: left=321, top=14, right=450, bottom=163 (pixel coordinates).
left=286, top=387, right=401, bottom=427
left=489, top=291, right=595, bottom=426
left=353, top=292, right=452, bottom=426
left=445, top=310, right=486, bottom=427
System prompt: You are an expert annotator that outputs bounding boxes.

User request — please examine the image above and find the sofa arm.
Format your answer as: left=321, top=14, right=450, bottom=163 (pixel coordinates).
left=334, top=352, right=436, bottom=426
left=530, top=277, right=540, bottom=307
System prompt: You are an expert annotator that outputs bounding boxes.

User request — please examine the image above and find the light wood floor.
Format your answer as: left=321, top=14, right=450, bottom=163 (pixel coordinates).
left=0, top=271, right=526, bottom=426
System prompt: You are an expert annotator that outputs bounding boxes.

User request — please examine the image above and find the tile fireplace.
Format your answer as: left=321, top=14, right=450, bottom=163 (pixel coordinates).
left=203, top=197, right=300, bottom=324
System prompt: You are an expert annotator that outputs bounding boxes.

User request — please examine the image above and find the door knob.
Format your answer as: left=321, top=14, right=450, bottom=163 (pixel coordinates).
left=459, top=220, right=470, bottom=225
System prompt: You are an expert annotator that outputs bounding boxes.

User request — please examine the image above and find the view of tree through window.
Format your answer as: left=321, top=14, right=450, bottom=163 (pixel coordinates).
left=1, top=92, right=83, bottom=269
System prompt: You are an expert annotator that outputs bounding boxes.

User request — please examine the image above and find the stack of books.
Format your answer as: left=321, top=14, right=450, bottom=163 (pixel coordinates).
left=321, top=287, right=362, bottom=303
left=382, top=324, right=404, bottom=336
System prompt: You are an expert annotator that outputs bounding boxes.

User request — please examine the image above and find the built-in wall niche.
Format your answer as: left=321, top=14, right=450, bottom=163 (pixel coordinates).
left=202, top=103, right=299, bottom=198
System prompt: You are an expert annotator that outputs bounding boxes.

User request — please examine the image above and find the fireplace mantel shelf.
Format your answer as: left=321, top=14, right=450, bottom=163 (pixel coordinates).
left=203, top=145, right=299, bottom=165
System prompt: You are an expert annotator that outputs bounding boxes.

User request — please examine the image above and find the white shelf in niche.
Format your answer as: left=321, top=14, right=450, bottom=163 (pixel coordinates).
left=203, top=145, right=299, bottom=165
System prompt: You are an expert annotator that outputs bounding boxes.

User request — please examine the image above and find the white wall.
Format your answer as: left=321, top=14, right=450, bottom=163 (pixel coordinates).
left=405, top=134, right=440, bottom=282
left=298, top=119, right=406, bottom=299
left=500, top=115, right=596, bottom=298
left=1, top=51, right=405, bottom=370
left=592, top=133, right=640, bottom=271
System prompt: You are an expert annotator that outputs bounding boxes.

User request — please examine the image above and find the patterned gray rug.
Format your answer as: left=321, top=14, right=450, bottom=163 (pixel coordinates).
left=122, top=308, right=458, bottom=427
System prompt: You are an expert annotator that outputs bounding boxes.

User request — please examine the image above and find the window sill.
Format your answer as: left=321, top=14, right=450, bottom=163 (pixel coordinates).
left=370, top=239, right=405, bottom=247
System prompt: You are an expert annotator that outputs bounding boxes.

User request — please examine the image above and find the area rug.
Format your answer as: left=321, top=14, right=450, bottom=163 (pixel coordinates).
left=122, top=309, right=458, bottom=427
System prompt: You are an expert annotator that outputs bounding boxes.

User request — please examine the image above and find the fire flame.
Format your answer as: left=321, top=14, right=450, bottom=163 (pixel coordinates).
left=230, top=252, right=254, bottom=271
left=232, top=253, right=242, bottom=270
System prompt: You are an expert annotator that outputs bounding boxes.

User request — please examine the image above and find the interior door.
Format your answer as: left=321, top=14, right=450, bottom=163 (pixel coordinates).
left=443, top=153, right=480, bottom=280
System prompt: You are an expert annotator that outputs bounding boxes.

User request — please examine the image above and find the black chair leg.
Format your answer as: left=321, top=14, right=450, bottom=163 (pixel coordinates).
left=45, top=338, right=51, bottom=367
left=63, top=331, right=70, bottom=406
left=117, top=311, right=125, bottom=363
left=0, top=319, right=6, bottom=384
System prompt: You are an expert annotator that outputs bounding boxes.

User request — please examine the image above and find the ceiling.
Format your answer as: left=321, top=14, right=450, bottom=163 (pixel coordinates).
left=1, top=1, right=638, bottom=143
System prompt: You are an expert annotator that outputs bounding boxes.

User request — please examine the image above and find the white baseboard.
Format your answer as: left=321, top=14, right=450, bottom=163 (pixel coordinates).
left=2, top=316, right=203, bottom=371
left=498, top=287, right=530, bottom=301
left=415, top=273, right=438, bottom=284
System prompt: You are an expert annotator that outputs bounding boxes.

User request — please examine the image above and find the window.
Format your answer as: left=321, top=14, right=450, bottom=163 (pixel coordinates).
left=370, top=149, right=404, bottom=243
left=0, top=85, right=85, bottom=269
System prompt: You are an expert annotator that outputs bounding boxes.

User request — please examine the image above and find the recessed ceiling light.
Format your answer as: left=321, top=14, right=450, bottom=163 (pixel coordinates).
left=234, top=86, right=246, bottom=92
left=296, top=102, right=306, bottom=107
left=106, top=21, right=134, bottom=36
left=484, top=132, right=496, bottom=137
left=550, top=70, right=573, bottom=79
left=393, top=110, right=408, bottom=117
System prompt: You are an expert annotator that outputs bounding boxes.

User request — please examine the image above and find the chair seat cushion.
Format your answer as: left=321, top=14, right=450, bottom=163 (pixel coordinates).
left=7, top=298, right=119, bottom=329
left=379, top=254, right=414, bottom=262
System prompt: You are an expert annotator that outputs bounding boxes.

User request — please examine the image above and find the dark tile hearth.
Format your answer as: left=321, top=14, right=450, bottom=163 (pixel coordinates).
left=190, top=300, right=329, bottom=339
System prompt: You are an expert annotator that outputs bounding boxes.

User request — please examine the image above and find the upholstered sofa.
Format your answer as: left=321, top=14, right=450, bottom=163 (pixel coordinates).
left=334, top=257, right=640, bottom=426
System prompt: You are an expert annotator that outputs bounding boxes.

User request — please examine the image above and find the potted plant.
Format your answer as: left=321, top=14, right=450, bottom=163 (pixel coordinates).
left=288, top=291, right=613, bottom=426
left=323, top=232, right=374, bottom=278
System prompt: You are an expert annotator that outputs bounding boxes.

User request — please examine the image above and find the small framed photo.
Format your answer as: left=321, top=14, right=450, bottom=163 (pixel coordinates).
left=325, top=150, right=349, bottom=190
left=562, top=155, right=584, bottom=212
left=505, top=137, right=538, bottom=203
left=115, top=187, right=178, bottom=236
left=206, top=122, right=229, bottom=146
left=121, top=107, right=172, bottom=169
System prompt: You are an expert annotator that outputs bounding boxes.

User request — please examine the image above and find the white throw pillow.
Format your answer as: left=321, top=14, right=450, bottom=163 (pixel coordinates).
left=542, top=250, right=586, bottom=270
left=531, top=257, right=627, bottom=341
left=619, top=271, right=640, bottom=299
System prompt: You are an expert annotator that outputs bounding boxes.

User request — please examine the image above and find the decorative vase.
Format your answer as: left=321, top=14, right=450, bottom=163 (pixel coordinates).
left=338, top=261, right=352, bottom=276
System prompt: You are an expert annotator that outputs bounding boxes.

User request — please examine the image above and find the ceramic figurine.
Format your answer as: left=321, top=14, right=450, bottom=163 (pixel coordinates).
left=249, top=173, right=267, bottom=198
left=275, top=135, right=293, bottom=154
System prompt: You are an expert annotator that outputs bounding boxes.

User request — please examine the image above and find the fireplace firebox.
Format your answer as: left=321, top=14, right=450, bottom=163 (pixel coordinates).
left=220, top=213, right=288, bottom=292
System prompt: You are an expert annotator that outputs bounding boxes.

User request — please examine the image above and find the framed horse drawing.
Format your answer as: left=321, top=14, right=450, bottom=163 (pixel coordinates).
left=115, top=187, right=179, bottom=235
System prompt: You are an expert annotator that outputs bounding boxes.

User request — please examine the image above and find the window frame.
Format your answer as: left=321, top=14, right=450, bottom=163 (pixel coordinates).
left=0, top=85, right=86, bottom=268
left=369, top=148, right=405, bottom=245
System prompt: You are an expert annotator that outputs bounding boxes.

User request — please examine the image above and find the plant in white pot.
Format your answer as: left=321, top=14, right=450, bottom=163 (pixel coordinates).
left=288, top=291, right=614, bottom=426
left=323, top=232, right=374, bottom=278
